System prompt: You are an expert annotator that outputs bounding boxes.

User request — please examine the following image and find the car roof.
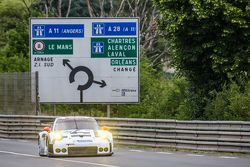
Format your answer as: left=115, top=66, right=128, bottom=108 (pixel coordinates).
left=52, top=117, right=98, bottom=131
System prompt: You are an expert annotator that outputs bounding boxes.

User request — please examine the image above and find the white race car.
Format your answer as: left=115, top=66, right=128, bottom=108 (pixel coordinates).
left=38, top=116, right=113, bottom=157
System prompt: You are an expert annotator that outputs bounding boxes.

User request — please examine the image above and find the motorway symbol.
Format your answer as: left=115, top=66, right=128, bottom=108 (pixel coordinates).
left=92, top=42, right=104, bottom=54
left=63, top=59, right=106, bottom=102
left=93, top=23, right=104, bottom=35
left=33, top=25, right=45, bottom=37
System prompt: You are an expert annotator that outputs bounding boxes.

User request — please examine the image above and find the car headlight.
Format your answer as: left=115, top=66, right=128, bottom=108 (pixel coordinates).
left=96, top=130, right=108, bottom=139
left=51, top=132, right=63, bottom=141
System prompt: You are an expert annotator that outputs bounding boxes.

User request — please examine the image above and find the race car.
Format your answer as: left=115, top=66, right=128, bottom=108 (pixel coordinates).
left=38, top=116, right=113, bottom=157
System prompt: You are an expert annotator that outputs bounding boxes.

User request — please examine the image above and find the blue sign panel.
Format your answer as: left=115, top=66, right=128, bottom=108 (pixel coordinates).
left=92, top=22, right=136, bottom=36
left=32, top=24, right=84, bottom=38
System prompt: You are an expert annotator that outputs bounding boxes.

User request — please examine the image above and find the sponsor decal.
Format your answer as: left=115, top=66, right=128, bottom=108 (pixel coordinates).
left=76, top=140, right=93, bottom=143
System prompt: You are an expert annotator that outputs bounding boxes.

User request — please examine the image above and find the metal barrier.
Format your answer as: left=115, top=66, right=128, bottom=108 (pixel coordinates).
left=0, top=115, right=250, bottom=153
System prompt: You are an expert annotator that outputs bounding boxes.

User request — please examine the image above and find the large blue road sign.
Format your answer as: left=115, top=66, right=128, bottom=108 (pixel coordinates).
left=92, top=22, right=136, bottom=36
left=32, top=24, right=84, bottom=38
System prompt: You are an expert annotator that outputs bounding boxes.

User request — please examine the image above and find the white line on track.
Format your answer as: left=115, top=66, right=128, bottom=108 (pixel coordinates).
left=219, top=156, right=237, bottom=159
left=156, top=152, right=173, bottom=155
left=187, top=154, right=204, bottom=157
left=0, top=150, right=120, bottom=167
left=129, top=149, right=145, bottom=153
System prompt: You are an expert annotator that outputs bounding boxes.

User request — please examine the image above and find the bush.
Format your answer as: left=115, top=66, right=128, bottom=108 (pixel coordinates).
left=205, top=81, right=250, bottom=121
left=112, top=57, right=189, bottom=119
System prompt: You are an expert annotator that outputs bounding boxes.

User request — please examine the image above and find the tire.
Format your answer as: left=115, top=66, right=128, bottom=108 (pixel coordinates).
left=106, top=152, right=114, bottom=156
left=39, top=153, right=46, bottom=157
left=47, top=152, right=54, bottom=158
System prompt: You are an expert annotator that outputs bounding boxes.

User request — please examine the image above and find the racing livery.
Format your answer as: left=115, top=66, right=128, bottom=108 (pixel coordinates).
left=38, top=116, right=113, bottom=156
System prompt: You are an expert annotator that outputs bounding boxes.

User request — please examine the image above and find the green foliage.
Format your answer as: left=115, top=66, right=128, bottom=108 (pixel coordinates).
left=112, top=58, right=188, bottom=119
left=205, top=81, right=250, bottom=120
left=0, top=54, right=28, bottom=72
left=155, top=0, right=250, bottom=119
left=0, top=0, right=30, bottom=72
left=155, top=0, right=250, bottom=87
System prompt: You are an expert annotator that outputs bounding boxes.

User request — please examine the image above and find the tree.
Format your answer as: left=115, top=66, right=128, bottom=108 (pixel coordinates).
left=155, top=0, right=250, bottom=119
left=0, top=0, right=30, bottom=72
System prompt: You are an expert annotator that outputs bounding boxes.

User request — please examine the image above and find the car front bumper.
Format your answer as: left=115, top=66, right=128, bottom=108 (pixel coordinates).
left=49, top=138, right=113, bottom=156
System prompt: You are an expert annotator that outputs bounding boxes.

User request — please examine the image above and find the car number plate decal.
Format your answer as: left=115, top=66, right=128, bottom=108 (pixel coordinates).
left=76, top=140, right=93, bottom=143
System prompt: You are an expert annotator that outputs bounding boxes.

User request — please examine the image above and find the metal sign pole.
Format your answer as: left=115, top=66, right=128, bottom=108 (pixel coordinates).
left=107, top=104, right=111, bottom=118
left=35, top=71, right=40, bottom=115
left=53, top=104, right=56, bottom=116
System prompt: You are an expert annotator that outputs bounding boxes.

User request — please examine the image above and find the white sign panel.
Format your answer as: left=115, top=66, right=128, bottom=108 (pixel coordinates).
left=30, top=18, right=139, bottom=103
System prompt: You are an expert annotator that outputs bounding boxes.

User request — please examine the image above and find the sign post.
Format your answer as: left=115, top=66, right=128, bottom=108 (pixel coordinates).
left=30, top=18, right=139, bottom=103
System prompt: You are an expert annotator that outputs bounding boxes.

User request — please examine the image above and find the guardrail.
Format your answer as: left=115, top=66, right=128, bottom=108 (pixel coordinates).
left=0, top=115, right=250, bottom=153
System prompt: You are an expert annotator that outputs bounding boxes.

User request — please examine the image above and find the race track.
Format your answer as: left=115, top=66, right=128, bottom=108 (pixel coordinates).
left=0, top=138, right=249, bottom=167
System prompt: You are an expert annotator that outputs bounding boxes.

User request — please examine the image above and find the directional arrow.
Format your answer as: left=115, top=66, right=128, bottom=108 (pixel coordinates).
left=93, top=80, right=107, bottom=88
left=62, top=59, right=107, bottom=102
left=63, top=59, right=73, bottom=70
left=69, top=66, right=94, bottom=89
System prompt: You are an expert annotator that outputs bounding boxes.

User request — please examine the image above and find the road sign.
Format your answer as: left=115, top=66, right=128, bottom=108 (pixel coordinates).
left=92, top=22, right=136, bottom=36
left=33, top=40, right=73, bottom=55
left=30, top=18, right=139, bottom=103
left=32, top=24, right=84, bottom=38
left=91, top=37, right=137, bottom=58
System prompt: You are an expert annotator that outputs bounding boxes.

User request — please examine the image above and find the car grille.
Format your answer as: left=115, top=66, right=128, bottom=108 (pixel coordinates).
left=68, top=146, right=97, bottom=156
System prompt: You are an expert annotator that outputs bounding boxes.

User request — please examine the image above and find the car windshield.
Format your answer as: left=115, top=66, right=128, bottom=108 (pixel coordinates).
left=54, top=118, right=99, bottom=131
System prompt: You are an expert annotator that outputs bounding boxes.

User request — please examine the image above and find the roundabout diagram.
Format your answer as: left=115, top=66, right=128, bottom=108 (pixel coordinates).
left=63, top=59, right=106, bottom=102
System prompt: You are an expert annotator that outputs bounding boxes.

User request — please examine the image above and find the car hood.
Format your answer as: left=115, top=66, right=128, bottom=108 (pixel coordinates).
left=60, top=129, right=95, bottom=138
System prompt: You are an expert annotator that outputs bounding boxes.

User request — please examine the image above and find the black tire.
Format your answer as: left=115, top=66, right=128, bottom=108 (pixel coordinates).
left=106, top=152, right=114, bottom=156
left=39, top=153, right=46, bottom=157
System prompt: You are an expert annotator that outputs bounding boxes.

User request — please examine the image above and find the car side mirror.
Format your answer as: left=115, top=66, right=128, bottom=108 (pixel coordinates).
left=43, top=127, right=51, bottom=133
left=101, top=126, right=109, bottom=131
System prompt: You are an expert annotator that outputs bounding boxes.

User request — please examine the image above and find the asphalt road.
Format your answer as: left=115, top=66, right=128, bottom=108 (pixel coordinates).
left=0, top=138, right=250, bottom=167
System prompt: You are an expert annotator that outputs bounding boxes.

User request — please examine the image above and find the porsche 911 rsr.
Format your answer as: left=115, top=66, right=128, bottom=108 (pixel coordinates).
left=38, top=117, right=113, bottom=157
